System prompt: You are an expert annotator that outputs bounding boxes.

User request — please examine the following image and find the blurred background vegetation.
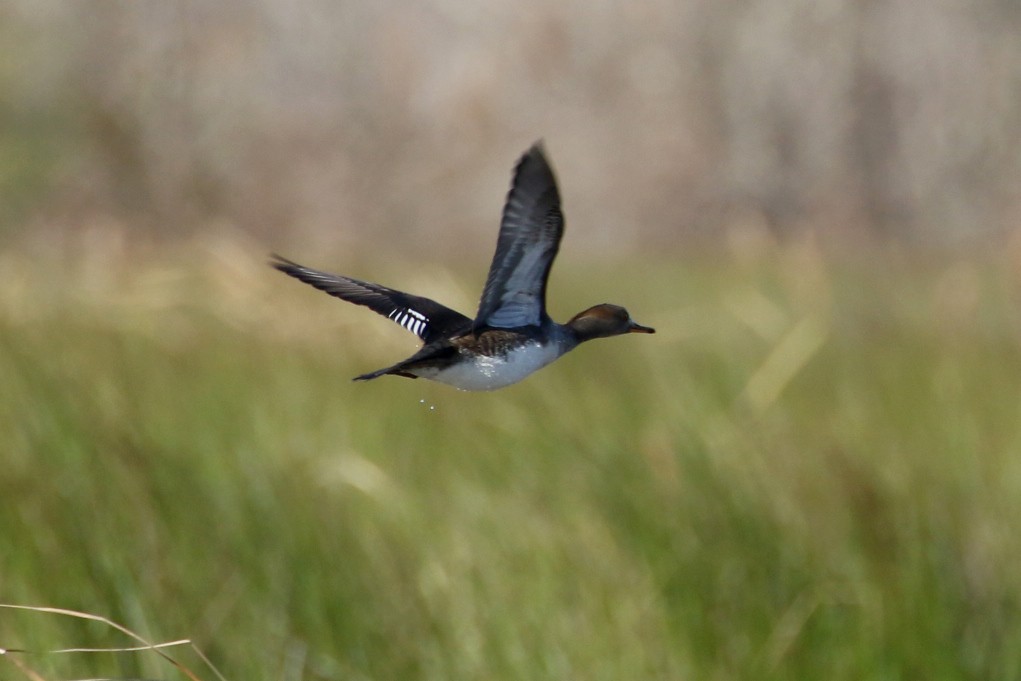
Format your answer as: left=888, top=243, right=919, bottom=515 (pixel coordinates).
left=3, top=0, right=1021, bottom=252
left=3, top=2, right=1021, bottom=680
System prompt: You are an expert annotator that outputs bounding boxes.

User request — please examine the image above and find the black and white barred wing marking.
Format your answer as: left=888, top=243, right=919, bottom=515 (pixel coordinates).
left=271, top=255, right=472, bottom=343
left=474, top=142, right=563, bottom=331
left=387, top=307, right=429, bottom=337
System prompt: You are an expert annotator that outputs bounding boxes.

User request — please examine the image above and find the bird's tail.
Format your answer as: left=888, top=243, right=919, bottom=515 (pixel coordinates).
left=353, top=365, right=417, bottom=381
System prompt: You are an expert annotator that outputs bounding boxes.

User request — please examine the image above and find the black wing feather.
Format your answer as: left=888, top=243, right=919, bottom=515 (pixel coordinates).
left=474, top=142, right=564, bottom=331
left=270, top=255, right=471, bottom=343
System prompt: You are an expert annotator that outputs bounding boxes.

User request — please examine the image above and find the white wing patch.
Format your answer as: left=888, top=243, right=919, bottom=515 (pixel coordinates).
left=388, top=307, right=429, bottom=337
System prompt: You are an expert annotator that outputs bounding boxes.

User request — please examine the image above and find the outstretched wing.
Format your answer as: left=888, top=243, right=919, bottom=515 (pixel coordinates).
left=474, top=142, right=564, bottom=331
left=271, top=255, right=471, bottom=343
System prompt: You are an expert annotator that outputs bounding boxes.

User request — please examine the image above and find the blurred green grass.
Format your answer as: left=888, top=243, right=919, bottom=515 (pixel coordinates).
left=2, top=237, right=1021, bottom=680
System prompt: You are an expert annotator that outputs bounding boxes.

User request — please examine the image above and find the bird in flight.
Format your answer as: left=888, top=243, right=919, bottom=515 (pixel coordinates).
left=272, top=142, right=654, bottom=391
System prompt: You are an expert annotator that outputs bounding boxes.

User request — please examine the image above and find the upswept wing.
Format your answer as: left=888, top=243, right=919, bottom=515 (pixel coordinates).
left=474, top=142, right=564, bottom=331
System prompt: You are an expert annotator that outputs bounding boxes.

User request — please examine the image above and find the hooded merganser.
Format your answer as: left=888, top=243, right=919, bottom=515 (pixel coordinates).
left=272, top=142, right=654, bottom=391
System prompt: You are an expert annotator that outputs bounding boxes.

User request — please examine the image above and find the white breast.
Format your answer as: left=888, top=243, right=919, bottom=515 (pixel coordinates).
left=415, top=341, right=563, bottom=391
